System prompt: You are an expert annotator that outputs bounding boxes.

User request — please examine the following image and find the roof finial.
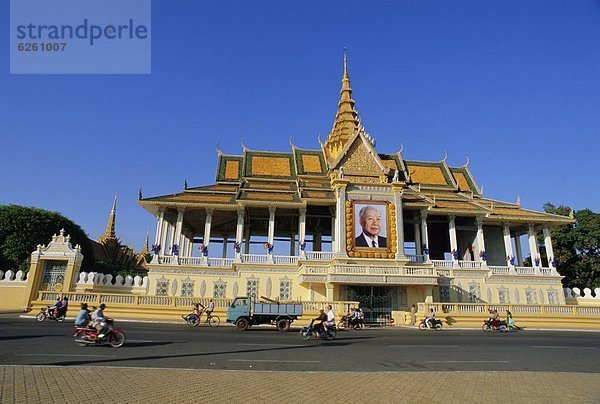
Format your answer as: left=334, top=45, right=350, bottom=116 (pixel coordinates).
left=216, top=142, right=223, bottom=156
left=138, top=188, right=143, bottom=200
left=443, top=150, right=448, bottom=162
left=343, top=47, right=348, bottom=78
left=99, top=195, right=117, bottom=242
left=464, top=155, right=470, bottom=167
left=516, top=195, right=521, bottom=206
left=480, top=184, right=484, bottom=195
left=569, top=208, right=575, bottom=219
left=184, top=179, right=188, bottom=190
left=398, top=143, right=404, bottom=154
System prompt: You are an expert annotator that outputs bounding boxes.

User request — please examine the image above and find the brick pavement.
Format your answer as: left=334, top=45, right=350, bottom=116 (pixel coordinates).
left=1, top=366, right=599, bottom=404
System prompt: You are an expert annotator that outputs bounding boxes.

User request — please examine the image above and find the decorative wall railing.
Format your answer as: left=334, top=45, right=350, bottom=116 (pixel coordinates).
left=34, top=291, right=358, bottom=315
left=458, top=260, right=483, bottom=269
left=303, top=251, right=334, bottom=261
left=564, top=287, right=600, bottom=299
left=418, top=302, right=600, bottom=316
left=300, top=265, right=436, bottom=277
left=76, top=271, right=148, bottom=289
left=431, top=260, right=453, bottom=269
left=0, top=270, right=27, bottom=283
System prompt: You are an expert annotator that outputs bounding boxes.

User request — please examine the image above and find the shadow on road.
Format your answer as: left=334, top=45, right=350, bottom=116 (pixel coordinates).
left=0, top=335, right=59, bottom=341
left=124, top=341, right=175, bottom=348
left=47, top=339, right=367, bottom=367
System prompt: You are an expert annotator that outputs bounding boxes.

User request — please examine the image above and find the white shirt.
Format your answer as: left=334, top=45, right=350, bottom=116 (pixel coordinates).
left=327, top=309, right=335, bottom=322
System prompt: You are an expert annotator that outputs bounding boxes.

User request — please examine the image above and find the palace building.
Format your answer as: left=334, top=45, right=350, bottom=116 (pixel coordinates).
left=138, top=54, right=572, bottom=322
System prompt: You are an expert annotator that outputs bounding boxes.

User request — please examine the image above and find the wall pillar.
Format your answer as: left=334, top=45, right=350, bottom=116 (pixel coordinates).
left=334, top=184, right=348, bottom=258
left=267, top=207, right=276, bottom=261
left=174, top=207, right=185, bottom=250
left=543, top=226, right=555, bottom=268
left=154, top=208, right=165, bottom=246
left=503, top=224, right=515, bottom=272
left=420, top=209, right=429, bottom=262
left=222, top=235, right=228, bottom=258
left=167, top=224, right=176, bottom=254
left=326, top=284, right=335, bottom=301
left=203, top=208, right=213, bottom=249
left=160, top=218, right=169, bottom=255
left=298, top=208, right=307, bottom=256
left=528, top=224, right=540, bottom=271
left=234, top=208, right=244, bottom=261
left=475, top=217, right=486, bottom=266
left=414, top=219, right=422, bottom=255
left=514, top=233, right=523, bottom=266
left=393, top=186, right=405, bottom=259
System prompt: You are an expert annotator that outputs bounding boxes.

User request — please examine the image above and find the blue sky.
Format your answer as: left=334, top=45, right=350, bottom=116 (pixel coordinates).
left=1, top=0, right=599, bottom=250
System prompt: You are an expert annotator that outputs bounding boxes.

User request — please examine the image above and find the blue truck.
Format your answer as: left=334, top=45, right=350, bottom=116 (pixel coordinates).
left=226, top=296, right=303, bottom=331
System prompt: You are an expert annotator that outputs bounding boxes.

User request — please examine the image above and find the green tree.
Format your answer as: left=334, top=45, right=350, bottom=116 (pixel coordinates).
left=0, top=205, right=95, bottom=273
left=543, top=203, right=600, bottom=289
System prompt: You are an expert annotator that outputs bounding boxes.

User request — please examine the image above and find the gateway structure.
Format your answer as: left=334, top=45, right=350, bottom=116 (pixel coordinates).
left=139, top=55, right=571, bottom=322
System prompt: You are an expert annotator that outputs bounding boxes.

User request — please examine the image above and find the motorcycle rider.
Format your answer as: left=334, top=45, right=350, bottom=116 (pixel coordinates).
left=324, top=304, right=335, bottom=332
left=92, top=303, right=109, bottom=339
left=311, top=309, right=327, bottom=335
left=74, top=303, right=91, bottom=327
left=56, top=297, right=68, bottom=318
left=425, top=308, right=436, bottom=329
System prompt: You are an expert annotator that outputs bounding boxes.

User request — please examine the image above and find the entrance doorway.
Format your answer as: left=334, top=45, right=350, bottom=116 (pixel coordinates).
left=346, top=285, right=399, bottom=324
left=40, top=260, right=67, bottom=291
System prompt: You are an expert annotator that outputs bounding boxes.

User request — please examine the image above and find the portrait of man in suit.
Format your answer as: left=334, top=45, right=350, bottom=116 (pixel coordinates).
left=354, top=204, right=388, bottom=248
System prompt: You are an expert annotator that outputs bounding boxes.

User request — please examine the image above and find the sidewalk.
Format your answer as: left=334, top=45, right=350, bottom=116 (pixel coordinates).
left=1, top=365, right=599, bottom=403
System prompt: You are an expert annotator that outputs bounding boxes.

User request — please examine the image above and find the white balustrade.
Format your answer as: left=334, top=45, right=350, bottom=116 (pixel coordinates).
left=240, top=254, right=269, bottom=264
left=207, top=258, right=234, bottom=267
left=159, top=255, right=178, bottom=265
left=515, top=266, right=535, bottom=275
left=304, top=251, right=334, bottom=260
left=431, top=260, right=453, bottom=269
left=458, top=261, right=482, bottom=269
left=489, top=266, right=510, bottom=275
left=272, top=255, right=299, bottom=265
left=539, top=267, right=552, bottom=276
left=178, top=257, right=204, bottom=266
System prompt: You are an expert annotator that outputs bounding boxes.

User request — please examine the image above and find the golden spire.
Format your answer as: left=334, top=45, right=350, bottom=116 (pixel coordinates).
left=99, top=195, right=117, bottom=243
left=324, top=49, right=368, bottom=162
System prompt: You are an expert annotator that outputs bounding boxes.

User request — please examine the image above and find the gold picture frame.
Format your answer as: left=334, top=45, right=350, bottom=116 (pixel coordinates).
left=346, top=200, right=397, bottom=259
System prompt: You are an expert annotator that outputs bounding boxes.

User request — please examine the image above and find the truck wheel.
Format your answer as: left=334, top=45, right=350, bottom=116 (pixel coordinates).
left=236, top=318, right=249, bottom=331
left=276, top=319, right=290, bottom=332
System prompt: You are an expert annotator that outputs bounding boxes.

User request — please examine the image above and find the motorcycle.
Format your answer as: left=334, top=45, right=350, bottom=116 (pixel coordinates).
left=337, top=315, right=361, bottom=331
left=36, top=306, right=66, bottom=323
left=482, top=319, right=508, bottom=332
left=300, top=321, right=337, bottom=341
left=73, top=319, right=126, bottom=347
left=418, top=318, right=443, bottom=331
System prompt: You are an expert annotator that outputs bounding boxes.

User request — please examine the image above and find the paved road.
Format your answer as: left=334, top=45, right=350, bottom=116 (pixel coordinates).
left=1, top=314, right=599, bottom=373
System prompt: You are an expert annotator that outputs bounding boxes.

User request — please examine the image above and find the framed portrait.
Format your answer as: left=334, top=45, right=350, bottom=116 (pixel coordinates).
left=351, top=200, right=391, bottom=252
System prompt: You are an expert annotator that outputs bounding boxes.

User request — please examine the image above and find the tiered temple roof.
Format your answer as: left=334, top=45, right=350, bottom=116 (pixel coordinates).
left=139, top=53, right=571, bottom=226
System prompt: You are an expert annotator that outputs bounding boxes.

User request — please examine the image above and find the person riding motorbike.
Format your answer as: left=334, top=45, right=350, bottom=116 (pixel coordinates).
left=74, top=303, right=91, bottom=327
left=348, top=307, right=360, bottom=328
left=92, top=303, right=109, bottom=339
left=48, top=297, right=62, bottom=317
left=425, top=308, right=436, bottom=329
left=324, top=304, right=335, bottom=332
left=56, top=297, right=69, bottom=318
left=490, top=309, right=500, bottom=327
left=311, top=309, right=327, bottom=335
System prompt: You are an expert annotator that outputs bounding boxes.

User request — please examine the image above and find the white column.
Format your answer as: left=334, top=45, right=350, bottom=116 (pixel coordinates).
left=267, top=207, right=276, bottom=261
left=448, top=216, right=458, bottom=254
left=222, top=235, right=228, bottom=258
left=154, top=208, right=165, bottom=246
left=299, top=208, right=307, bottom=256
left=420, top=209, right=429, bottom=261
left=180, top=234, right=188, bottom=256
left=393, top=188, right=405, bottom=259
left=160, top=219, right=169, bottom=254
left=290, top=231, right=296, bottom=256
left=203, top=208, right=213, bottom=248
left=414, top=220, right=422, bottom=255
left=334, top=185, right=348, bottom=258
left=174, top=207, right=185, bottom=249
left=543, top=226, right=554, bottom=266
left=331, top=211, right=336, bottom=248
left=168, top=224, right=176, bottom=254
left=503, top=224, right=514, bottom=271
left=514, top=234, right=523, bottom=266
left=528, top=224, right=539, bottom=269
left=475, top=217, right=486, bottom=265
left=235, top=208, right=244, bottom=261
